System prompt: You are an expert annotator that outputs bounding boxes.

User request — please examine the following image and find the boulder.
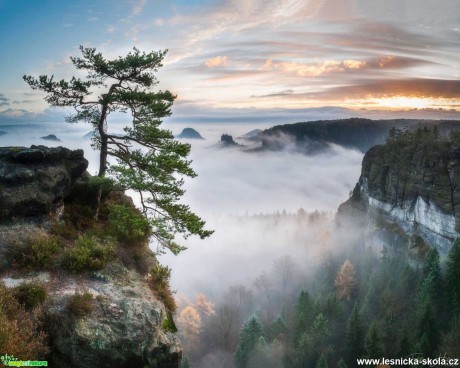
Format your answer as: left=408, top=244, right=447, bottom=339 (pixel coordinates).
left=0, top=145, right=88, bottom=221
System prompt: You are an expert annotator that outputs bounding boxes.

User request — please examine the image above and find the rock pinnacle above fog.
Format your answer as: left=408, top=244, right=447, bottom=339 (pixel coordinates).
left=220, top=134, right=239, bottom=146
left=176, top=128, right=204, bottom=139
left=41, top=134, right=61, bottom=142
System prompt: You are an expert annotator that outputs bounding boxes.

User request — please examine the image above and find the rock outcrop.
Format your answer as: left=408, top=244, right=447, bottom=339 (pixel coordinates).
left=176, top=128, right=204, bottom=140
left=0, top=145, right=182, bottom=368
left=338, top=133, right=460, bottom=256
left=220, top=134, right=239, bottom=146
left=0, top=146, right=88, bottom=220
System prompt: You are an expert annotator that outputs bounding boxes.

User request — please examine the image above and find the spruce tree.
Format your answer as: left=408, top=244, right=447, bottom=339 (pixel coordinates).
left=293, top=289, right=315, bottom=343
left=234, top=315, right=265, bottom=368
left=344, top=305, right=364, bottom=366
left=364, top=321, right=383, bottom=358
left=446, top=238, right=460, bottom=316
left=316, top=353, right=328, bottom=368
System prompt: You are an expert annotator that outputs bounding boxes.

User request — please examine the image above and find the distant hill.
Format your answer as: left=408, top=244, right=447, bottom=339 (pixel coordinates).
left=239, top=129, right=262, bottom=140
left=259, top=118, right=460, bottom=152
left=41, top=134, right=61, bottom=142
left=176, top=128, right=204, bottom=139
left=0, top=131, right=6, bottom=136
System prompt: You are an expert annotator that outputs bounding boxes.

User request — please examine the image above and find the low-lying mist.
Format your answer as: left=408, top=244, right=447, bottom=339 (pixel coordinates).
left=159, top=131, right=363, bottom=297
left=0, top=121, right=365, bottom=367
left=155, top=125, right=364, bottom=366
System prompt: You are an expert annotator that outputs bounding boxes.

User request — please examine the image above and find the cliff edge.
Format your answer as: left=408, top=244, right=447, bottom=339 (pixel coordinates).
left=338, top=128, right=460, bottom=257
left=0, top=146, right=181, bottom=367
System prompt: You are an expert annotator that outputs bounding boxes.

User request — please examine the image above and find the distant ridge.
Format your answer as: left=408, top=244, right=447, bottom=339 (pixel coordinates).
left=176, top=128, right=204, bottom=139
left=259, top=118, right=460, bottom=153
left=239, top=129, right=262, bottom=140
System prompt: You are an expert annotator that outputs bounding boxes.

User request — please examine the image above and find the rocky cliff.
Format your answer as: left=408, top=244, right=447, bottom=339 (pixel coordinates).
left=0, top=146, right=181, bottom=367
left=338, top=129, right=460, bottom=257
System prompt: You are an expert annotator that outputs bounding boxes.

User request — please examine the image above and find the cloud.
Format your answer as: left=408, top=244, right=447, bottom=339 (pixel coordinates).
left=131, top=0, right=146, bottom=16
left=12, top=100, right=34, bottom=104
left=262, top=55, right=431, bottom=77
left=205, top=56, right=228, bottom=68
left=0, top=94, right=9, bottom=107
left=308, top=78, right=460, bottom=100
left=251, top=89, right=294, bottom=98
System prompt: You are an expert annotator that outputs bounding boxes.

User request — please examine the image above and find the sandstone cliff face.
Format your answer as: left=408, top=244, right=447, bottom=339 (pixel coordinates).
left=338, top=136, right=460, bottom=256
left=0, top=146, right=88, bottom=220
left=0, top=146, right=181, bottom=368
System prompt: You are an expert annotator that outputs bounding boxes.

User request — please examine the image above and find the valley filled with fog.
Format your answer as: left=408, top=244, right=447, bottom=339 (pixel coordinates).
left=0, top=121, right=363, bottom=295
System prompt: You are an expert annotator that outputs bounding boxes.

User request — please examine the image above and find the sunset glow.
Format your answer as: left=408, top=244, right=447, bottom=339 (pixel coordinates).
left=0, top=0, right=459, bottom=122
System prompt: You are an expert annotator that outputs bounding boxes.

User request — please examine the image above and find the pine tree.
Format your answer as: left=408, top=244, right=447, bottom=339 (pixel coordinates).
left=337, top=358, right=347, bottom=368
left=345, top=305, right=364, bottom=366
left=24, top=46, right=212, bottom=254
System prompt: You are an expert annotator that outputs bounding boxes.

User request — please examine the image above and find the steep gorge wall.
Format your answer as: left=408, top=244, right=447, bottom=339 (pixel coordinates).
left=338, top=137, right=460, bottom=256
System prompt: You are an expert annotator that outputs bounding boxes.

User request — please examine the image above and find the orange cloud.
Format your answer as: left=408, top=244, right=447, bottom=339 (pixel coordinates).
left=205, top=56, right=228, bottom=68
left=264, top=58, right=374, bottom=76
left=264, top=59, right=343, bottom=76
left=343, top=60, right=367, bottom=69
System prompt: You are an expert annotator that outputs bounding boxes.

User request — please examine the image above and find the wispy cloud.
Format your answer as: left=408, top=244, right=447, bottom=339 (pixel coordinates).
left=0, top=94, right=10, bottom=107
left=131, top=0, right=146, bottom=16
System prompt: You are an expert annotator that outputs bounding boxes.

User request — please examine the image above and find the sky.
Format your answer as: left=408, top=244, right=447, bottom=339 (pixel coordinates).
left=0, top=0, right=460, bottom=124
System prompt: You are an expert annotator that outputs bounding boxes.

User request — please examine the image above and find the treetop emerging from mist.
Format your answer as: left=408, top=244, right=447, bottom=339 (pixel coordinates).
left=23, top=46, right=213, bottom=254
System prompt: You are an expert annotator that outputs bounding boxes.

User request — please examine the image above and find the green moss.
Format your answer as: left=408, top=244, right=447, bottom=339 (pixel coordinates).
left=61, top=234, right=117, bottom=273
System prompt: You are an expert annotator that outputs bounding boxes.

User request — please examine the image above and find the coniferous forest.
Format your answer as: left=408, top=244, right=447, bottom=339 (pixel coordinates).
left=178, top=130, right=460, bottom=368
